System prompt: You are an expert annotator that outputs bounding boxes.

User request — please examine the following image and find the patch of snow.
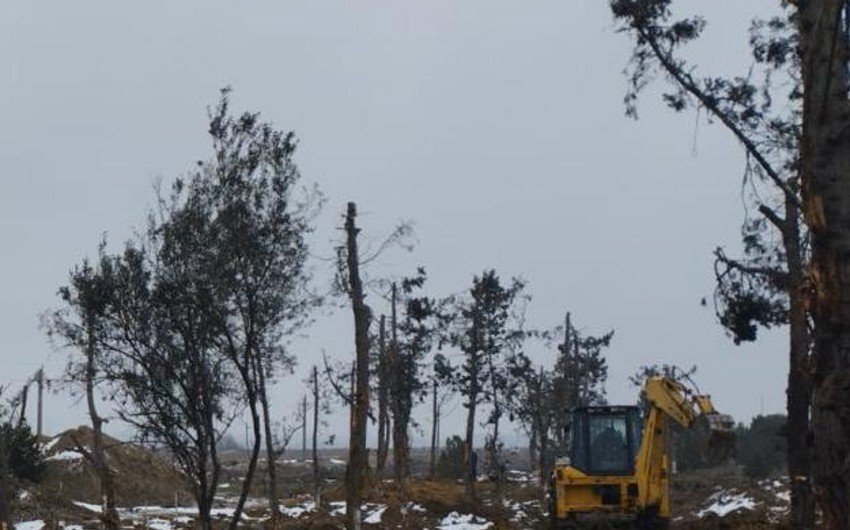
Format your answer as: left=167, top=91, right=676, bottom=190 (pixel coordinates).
left=14, top=521, right=45, bottom=530
left=147, top=518, right=172, bottom=530
left=46, top=450, right=84, bottom=462
left=41, top=437, right=60, bottom=454
left=404, top=502, right=427, bottom=513
left=73, top=501, right=103, bottom=514
left=329, top=458, right=346, bottom=465
left=363, top=505, right=387, bottom=524
left=437, top=511, right=494, bottom=530
left=697, top=490, right=758, bottom=518
left=280, top=501, right=316, bottom=518
left=329, top=501, right=347, bottom=516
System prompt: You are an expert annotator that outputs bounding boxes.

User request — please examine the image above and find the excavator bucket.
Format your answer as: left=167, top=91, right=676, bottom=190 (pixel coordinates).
left=706, top=412, right=736, bottom=459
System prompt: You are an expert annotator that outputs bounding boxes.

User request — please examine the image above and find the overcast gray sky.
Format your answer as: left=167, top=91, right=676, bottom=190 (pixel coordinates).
left=1, top=1, right=785, bottom=446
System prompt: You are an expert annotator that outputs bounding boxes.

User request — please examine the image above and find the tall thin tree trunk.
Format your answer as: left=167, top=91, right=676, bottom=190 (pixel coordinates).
left=490, top=401, right=504, bottom=503
left=0, top=425, right=9, bottom=530
left=231, top=368, right=262, bottom=530
left=344, top=202, right=371, bottom=530
left=389, top=283, right=408, bottom=499
left=257, top=361, right=282, bottom=521
left=376, top=315, right=389, bottom=477
left=312, top=365, right=322, bottom=507
left=17, top=385, right=28, bottom=429
left=85, top=323, right=119, bottom=530
left=798, top=2, right=850, bottom=528
left=429, top=379, right=439, bottom=480
left=529, top=425, right=538, bottom=479
left=464, top=380, right=478, bottom=503
left=302, top=395, right=308, bottom=459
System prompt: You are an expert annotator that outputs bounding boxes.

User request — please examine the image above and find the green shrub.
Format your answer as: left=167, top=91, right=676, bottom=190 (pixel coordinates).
left=436, top=435, right=465, bottom=480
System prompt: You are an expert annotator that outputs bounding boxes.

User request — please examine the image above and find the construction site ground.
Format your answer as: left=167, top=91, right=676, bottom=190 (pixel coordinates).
left=12, top=427, right=792, bottom=529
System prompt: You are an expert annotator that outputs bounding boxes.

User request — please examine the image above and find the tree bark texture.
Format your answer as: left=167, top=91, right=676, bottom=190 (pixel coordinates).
left=798, top=2, right=850, bottom=528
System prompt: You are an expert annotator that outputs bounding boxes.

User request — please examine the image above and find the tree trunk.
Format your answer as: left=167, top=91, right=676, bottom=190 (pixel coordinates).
left=464, top=382, right=478, bottom=502
left=529, top=425, right=538, bottom=479
left=312, top=365, right=322, bottom=507
left=17, top=385, right=28, bottom=429
left=783, top=195, right=816, bottom=529
left=85, top=324, right=119, bottom=530
left=430, top=379, right=439, bottom=480
left=345, top=202, right=371, bottom=530
left=231, top=379, right=262, bottom=530
left=489, top=403, right=503, bottom=503
left=389, top=283, right=408, bottom=499
left=376, top=315, right=389, bottom=478
left=257, top=361, right=282, bottom=521
left=798, top=3, right=850, bottom=528
left=0, top=432, right=9, bottom=530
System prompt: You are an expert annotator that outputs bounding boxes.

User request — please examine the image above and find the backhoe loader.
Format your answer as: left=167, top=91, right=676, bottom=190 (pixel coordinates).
left=548, top=372, right=735, bottom=529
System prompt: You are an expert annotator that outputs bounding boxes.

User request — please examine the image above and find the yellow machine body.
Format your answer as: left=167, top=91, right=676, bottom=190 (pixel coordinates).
left=550, top=375, right=733, bottom=528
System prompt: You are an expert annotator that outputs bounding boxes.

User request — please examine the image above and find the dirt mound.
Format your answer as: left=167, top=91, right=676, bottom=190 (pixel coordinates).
left=38, top=425, right=189, bottom=507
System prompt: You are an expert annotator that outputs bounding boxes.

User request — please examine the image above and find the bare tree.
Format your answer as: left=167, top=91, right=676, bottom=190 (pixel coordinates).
left=338, top=202, right=372, bottom=530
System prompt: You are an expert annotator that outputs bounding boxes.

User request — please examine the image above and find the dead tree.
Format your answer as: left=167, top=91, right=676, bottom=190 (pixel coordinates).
left=341, top=202, right=372, bottom=530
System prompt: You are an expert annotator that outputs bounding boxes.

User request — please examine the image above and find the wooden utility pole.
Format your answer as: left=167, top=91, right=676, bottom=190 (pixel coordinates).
left=344, top=202, right=371, bottom=530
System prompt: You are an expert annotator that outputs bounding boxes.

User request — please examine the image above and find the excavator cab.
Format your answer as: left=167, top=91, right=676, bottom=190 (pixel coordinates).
left=566, top=406, right=643, bottom=476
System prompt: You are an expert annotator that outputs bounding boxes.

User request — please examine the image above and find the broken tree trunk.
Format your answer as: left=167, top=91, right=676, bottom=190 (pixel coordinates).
left=344, top=202, right=372, bottom=530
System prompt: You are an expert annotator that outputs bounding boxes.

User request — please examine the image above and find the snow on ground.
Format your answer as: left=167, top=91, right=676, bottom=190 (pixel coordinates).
left=504, top=500, right=537, bottom=522
left=324, top=502, right=388, bottom=523
left=14, top=521, right=45, bottom=530
left=46, top=451, right=84, bottom=462
left=73, top=502, right=102, bottom=514
left=329, top=458, right=346, bottom=465
left=404, top=502, right=427, bottom=514
left=697, top=489, right=758, bottom=518
left=363, top=505, right=387, bottom=524
left=437, top=511, right=494, bottom=530
left=147, top=518, right=173, bottom=530
left=279, top=500, right=316, bottom=518
left=506, top=470, right=533, bottom=483
left=41, top=436, right=60, bottom=454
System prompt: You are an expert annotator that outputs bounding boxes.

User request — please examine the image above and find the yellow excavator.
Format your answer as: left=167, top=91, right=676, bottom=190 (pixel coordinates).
left=548, top=373, right=735, bottom=529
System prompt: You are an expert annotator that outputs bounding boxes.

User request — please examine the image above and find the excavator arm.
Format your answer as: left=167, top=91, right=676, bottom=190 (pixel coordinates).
left=633, top=375, right=734, bottom=518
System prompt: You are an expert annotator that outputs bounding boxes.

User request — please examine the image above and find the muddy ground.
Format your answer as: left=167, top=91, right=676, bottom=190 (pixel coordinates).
left=13, top=427, right=791, bottom=529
